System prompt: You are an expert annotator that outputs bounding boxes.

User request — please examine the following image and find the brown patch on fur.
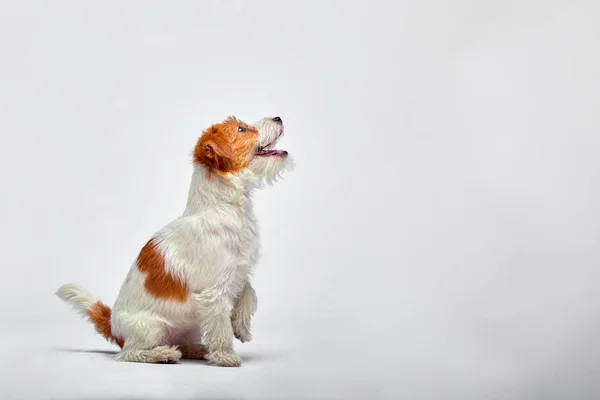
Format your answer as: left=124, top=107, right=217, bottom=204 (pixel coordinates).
left=88, top=301, right=124, bottom=348
left=137, top=238, right=189, bottom=302
left=193, top=116, right=258, bottom=175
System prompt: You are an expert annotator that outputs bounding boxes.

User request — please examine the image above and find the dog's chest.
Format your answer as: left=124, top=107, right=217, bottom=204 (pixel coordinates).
left=230, top=202, right=260, bottom=264
left=194, top=201, right=259, bottom=263
left=162, top=196, right=260, bottom=294
left=214, top=201, right=260, bottom=289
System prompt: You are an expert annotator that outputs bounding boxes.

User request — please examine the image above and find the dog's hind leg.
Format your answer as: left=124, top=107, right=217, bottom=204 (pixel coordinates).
left=114, top=313, right=182, bottom=364
left=117, top=345, right=182, bottom=364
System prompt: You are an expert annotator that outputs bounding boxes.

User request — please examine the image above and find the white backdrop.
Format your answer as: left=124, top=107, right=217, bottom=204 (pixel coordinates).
left=1, top=1, right=599, bottom=399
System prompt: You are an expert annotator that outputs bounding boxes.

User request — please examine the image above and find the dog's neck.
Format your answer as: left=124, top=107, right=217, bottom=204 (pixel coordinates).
left=182, top=164, right=256, bottom=216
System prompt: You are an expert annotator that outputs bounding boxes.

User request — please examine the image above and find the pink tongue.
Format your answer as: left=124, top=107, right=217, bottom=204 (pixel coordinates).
left=261, top=150, right=286, bottom=156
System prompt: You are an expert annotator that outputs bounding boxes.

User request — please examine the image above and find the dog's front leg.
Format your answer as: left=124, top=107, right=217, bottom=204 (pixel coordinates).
left=193, top=291, right=241, bottom=367
left=232, top=281, right=257, bottom=343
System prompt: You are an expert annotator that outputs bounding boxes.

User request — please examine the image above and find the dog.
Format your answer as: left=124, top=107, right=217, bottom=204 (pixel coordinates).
left=57, top=116, right=292, bottom=366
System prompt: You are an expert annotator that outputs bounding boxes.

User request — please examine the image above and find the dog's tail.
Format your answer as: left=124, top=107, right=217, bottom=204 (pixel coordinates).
left=56, top=284, right=124, bottom=348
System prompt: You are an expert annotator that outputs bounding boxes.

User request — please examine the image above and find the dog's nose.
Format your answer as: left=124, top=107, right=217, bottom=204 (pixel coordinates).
left=272, top=116, right=282, bottom=123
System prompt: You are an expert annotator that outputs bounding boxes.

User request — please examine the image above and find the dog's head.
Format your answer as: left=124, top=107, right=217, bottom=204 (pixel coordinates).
left=194, top=116, right=292, bottom=184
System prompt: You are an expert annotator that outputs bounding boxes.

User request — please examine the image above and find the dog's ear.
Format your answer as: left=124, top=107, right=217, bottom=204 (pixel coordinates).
left=202, top=139, right=233, bottom=160
left=194, top=136, right=233, bottom=171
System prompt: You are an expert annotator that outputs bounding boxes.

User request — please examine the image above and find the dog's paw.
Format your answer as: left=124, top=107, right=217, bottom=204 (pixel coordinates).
left=234, top=330, right=252, bottom=343
left=206, top=350, right=242, bottom=367
left=151, top=345, right=182, bottom=364
left=232, top=318, right=252, bottom=343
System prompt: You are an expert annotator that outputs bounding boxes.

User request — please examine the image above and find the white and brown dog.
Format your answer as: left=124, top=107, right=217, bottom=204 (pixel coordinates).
left=57, top=116, right=292, bottom=366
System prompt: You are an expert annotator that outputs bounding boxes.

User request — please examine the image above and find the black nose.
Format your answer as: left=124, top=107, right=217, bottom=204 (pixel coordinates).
left=272, top=116, right=282, bottom=123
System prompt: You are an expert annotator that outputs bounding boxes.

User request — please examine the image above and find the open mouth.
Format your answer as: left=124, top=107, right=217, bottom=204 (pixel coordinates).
left=257, top=149, right=288, bottom=157
left=255, top=131, right=287, bottom=157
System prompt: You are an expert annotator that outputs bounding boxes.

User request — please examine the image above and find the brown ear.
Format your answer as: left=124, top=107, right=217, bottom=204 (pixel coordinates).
left=194, top=137, right=233, bottom=171
left=203, top=139, right=233, bottom=159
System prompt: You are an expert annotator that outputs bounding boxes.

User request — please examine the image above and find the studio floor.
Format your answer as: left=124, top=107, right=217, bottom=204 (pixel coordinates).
left=2, top=321, right=388, bottom=400
left=3, top=318, right=599, bottom=399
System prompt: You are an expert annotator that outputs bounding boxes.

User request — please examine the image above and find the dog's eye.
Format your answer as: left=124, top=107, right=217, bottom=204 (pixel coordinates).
left=238, top=126, right=247, bottom=133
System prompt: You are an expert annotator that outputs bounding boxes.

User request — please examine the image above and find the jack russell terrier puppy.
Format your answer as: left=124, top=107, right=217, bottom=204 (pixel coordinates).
left=57, top=116, right=293, bottom=367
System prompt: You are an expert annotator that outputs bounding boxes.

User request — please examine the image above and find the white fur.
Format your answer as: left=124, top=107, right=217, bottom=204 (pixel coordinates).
left=57, top=117, right=293, bottom=366
left=56, top=284, right=99, bottom=318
